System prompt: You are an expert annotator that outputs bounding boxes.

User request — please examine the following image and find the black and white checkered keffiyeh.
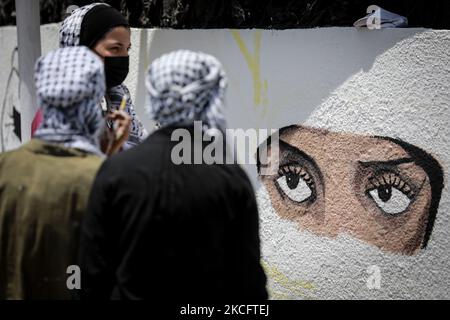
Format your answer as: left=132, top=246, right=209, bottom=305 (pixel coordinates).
left=34, top=46, right=105, bottom=155
left=145, top=50, right=228, bottom=132
left=59, top=3, right=148, bottom=149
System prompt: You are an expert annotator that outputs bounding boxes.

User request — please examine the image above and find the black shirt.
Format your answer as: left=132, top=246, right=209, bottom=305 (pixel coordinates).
left=79, top=126, right=268, bottom=300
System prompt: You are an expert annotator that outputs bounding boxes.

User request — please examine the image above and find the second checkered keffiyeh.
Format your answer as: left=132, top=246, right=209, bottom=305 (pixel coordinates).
left=145, top=50, right=228, bottom=132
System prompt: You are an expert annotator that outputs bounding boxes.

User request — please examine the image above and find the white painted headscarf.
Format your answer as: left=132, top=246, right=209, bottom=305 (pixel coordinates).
left=59, top=2, right=148, bottom=149
left=33, top=46, right=105, bottom=155
left=257, top=31, right=450, bottom=300
left=145, top=50, right=228, bottom=132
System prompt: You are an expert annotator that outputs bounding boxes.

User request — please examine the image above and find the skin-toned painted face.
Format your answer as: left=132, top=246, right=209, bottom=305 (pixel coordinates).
left=258, top=125, right=443, bottom=255
left=92, top=26, right=131, bottom=58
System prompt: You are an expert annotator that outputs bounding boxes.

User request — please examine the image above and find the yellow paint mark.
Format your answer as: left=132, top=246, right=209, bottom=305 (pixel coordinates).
left=269, top=290, right=291, bottom=300
left=261, top=79, right=269, bottom=117
left=230, top=30, right=268, bottom=112
left=261, top=259, right=315, bottom=299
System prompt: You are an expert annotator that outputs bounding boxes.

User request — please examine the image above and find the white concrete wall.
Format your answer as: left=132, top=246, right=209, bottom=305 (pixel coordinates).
left=1, top=25, right=449, bottom=299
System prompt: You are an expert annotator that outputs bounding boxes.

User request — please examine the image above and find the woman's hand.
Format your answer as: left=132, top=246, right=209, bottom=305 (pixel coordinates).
left=104, top=110, right=131, bottom=156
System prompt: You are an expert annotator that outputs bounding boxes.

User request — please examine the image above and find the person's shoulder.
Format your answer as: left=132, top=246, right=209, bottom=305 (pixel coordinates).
left=79, top=153, right=104, bottom=171
left=99, top=136, right=157, bottom=172
left=216, top=162, right=249, bottom=177
left=0, top=150, right=15, bottom=171
left=211, top=163, right=253, bottom=190
left=0, top=149, right=15, bottom=161
left=0, top=145, right=27, bottom=163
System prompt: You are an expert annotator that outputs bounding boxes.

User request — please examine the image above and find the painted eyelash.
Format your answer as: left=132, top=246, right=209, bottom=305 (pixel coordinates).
left=368, top=172, right=415, bottom=199
left=278, top=165, right=315, bottom=188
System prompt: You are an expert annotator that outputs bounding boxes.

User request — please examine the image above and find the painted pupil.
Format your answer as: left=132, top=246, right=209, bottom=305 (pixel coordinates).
left=286, top=173, right=300, bottom=189
left=377, top=186, right=392, bottom=202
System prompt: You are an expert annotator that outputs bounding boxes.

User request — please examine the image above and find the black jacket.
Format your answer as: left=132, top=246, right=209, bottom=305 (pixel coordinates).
left=79, top=126, right=267, bottom=300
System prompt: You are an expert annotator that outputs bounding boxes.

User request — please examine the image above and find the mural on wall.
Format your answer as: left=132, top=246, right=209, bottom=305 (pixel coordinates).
left=0, top=47, right=21, bottom=152
left=257, top=126, right=444, bottom=256
left=249, top=29, right=450, bottom=300
left=0, top=24, right=448, bottom=299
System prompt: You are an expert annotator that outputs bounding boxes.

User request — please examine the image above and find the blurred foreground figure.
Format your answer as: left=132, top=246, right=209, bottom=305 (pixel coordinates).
left=80, top=50, right=268, bottom=300
left=0, top=47, right=108, bottom=299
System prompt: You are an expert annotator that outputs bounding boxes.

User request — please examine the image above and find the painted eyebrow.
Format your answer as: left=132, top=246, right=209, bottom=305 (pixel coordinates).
left=279, top=125, right=300, bottom=136
left=377, top=136, right=444, bottom=248
left=278, top=139, right=319, bottom=166
left=257, top=138, right=322, bottom=177
left=275, top=140, right=325, bottom=192
left=358, top=157, right=414, bottom=167
left=256, top=130, right=320, bottom=172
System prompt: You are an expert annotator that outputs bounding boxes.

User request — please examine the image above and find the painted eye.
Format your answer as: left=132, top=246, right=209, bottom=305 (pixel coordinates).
left=369, top=186, right=411, bottom=215
left=276, top=172, right=313, bottom=203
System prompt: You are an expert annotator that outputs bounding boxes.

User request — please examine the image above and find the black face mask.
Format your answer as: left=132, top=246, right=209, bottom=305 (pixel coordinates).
left=104, top=56, right=129, bottom=88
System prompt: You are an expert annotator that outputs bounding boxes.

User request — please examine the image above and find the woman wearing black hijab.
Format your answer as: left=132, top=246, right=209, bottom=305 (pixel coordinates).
left=32, top=3, right=147, bottom=154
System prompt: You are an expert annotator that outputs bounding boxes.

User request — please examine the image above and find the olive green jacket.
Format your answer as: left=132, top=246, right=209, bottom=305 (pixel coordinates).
left=0, top=139, right=103, bottom=299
